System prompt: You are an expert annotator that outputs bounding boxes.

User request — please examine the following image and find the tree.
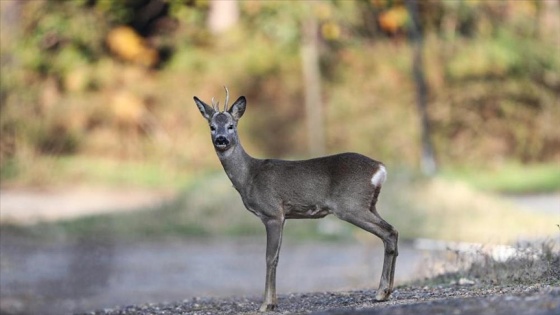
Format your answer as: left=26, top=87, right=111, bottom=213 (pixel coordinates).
left=208, top=0, right=239, bottom=35
left=300, top=11, right=326, bottom=156
left=405, top=0, right=437, bottom=175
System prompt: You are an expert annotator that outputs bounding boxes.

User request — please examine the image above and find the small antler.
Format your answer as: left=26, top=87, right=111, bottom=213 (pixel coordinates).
left=211, top=97, right=220, bottom=112
left=223, top=86, right=230, bottom=112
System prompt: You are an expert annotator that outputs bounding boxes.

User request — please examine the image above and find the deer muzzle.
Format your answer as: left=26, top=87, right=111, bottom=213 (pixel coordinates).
left=214, top=136, right=230, bottom=150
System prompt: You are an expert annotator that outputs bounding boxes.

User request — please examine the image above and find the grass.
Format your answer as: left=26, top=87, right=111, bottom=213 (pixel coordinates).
left=380, top=175, right=559, bottom=244
left=3, top=172, right=347, bottom=243
left=3, top=168, right=559, bottom=245
left=441, top=163, right=560, bottom=194
left=1, top=155, right=194, bottom=190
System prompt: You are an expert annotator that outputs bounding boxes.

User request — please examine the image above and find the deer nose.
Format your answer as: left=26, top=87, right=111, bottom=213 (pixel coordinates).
left=215, top=136, right=229, bottom=146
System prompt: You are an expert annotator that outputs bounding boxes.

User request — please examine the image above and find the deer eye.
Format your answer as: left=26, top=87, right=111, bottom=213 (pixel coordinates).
left=228, top=125, right=234, bottom=130
left=210, top=126, right=216, bottom=132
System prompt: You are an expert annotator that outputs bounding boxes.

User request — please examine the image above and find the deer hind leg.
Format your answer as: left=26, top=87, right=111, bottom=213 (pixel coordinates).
left=372, top=209, right=398, bottom=301
left=337, top=204, right=398, bottom=301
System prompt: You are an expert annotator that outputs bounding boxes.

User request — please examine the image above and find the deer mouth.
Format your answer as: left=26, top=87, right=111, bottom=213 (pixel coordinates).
left=214, top=136, right=230, bottom=151
left=215, top=143, right=229, bottom=151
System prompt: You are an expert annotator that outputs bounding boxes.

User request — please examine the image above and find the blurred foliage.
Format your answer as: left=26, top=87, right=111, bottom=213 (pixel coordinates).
left=1, top=0, right=559, bottom=187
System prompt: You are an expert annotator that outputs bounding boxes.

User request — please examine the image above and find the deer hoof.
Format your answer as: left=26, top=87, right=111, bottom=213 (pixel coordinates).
left=375, top=288, right=391, bottom=302
left=258, top=303, right=277, bottom=312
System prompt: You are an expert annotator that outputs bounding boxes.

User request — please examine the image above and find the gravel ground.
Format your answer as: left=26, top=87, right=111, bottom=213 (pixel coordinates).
left=82, top=284, right=560, bottom=315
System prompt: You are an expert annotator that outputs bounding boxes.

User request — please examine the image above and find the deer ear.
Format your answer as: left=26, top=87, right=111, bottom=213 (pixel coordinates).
left=228, top=96, right=246, bottom=121
left=194, top=96, right=215, bottom=121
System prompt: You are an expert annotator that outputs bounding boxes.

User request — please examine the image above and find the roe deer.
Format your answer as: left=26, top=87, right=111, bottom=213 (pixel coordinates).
left=193, top=88, right=398, bottom=312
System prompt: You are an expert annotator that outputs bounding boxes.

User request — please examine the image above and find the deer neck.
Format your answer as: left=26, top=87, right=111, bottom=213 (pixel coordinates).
left=216, top=142, right=256, bottom=191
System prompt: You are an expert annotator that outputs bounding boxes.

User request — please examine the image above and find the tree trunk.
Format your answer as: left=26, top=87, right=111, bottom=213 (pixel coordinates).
left=0, top=0, right=21, bottom=44
left=405, top=0, right=437, bottom=175
left=300, top=14, right=325, bottom=156
left=208, top=0, right=239, bottom=34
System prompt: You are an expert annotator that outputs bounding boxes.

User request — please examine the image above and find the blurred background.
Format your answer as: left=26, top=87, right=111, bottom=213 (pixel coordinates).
left=0, top=0, right=559, bottom=314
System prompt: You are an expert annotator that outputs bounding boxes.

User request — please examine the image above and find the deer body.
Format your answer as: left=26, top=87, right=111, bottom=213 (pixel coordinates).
left=227, top=152, right=385, bottom=220
left=194, top=90, right=398, bottom=312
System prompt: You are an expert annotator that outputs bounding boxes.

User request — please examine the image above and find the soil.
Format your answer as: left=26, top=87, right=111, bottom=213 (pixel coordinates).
left=82, top=284, right=560, bottom=315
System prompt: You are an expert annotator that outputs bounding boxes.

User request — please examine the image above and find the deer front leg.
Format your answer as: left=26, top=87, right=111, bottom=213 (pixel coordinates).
left=259, top=218, right=284, bottom=312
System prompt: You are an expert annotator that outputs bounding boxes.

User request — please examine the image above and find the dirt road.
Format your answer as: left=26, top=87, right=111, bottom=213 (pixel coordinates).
left=0, top=236, right=431, bottom=315
left=0, top=187, right=173, bottom=224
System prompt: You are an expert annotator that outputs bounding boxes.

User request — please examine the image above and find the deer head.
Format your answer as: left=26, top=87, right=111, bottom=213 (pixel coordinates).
left=194, top=87, right=246, bottom=153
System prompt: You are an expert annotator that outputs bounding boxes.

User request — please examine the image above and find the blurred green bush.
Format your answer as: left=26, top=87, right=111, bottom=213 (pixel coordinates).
left=1, top=0, right=558, bottom=186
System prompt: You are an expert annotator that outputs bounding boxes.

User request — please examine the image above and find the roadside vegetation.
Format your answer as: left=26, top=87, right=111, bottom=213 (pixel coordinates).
left=1, top=0, right=559, bottom=189
left=5, top=169, right=558, bottom=246
left=1, top=1, right=558, bottom=239
left=415, top=239, right=560, bottom=288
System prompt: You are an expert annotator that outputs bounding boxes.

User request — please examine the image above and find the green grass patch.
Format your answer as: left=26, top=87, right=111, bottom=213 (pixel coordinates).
left=375, top=171, right=560, bottom=244
left=1, top=155, right=193, bottom=189
left=4, top=170, right=558, bottom=245
left=441, top=163, right=560, bottom=194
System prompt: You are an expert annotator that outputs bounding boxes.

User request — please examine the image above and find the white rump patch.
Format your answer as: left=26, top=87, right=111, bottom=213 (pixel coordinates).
left=371, top=165, right=387, bottom=187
